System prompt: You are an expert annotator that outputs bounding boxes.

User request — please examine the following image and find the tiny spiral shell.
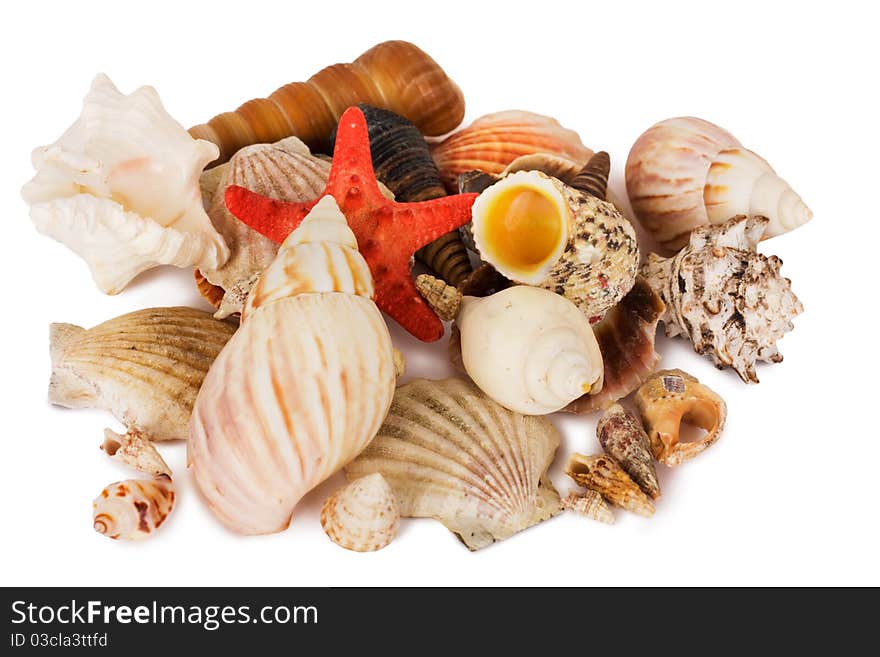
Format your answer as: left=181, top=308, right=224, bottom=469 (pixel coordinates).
left=320, top=474, right=400, bottom=552
left=92, top=478, right=175, bottom=540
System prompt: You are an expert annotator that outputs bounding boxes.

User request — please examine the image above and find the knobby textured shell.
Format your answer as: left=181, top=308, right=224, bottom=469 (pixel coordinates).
left=92, top=478, right=175, bottom=540
left=431, top=110, right=594, bottom=192
left=190, top=40, right=465, bottom=165
left=626, top=116, right=812, bottom=252
left=596, top=404, right=660, bottom=500
left=561, top=491, right=615, bottom=525
left=198, top=136, right=331, bottom=317
left=21, top=74, right=228, bottom=294
left=101, top=428, right=171, bottom=479
left=334, top=104, right=472, bottom=286
left=634, top=369, right=727, bottom=466
left=415, top=274, right=463, bottom=321
left=471, top=170, right=639, bottom=320
left=189, top=197, right=396, bottom=534
left=346, top=377, right=563, bottom=551
left=641, top=215, right=802, bottom=383
left=566, top=453, right=655, bottom=517
left=565, top=277, right=665, bottom=413
left=320, top=473, right=400, bottom=552
left=49, top=307, right=236, bottom=442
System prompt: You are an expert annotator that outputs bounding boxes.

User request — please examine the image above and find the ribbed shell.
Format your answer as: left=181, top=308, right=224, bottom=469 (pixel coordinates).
left=345, top=377, right=563, bottom=551
left=49, top=307, right=236, bottom=441
left=561, top=491, right=614, bottom=525
left=198, top=137, right=330, bottom=317
left=431, top=110, right=594, bottom=192
left=566, top=453, right=655, bottom=517
left=92, top=478, right=175, bottom=540
left=321, top=473, right=399, bottom=552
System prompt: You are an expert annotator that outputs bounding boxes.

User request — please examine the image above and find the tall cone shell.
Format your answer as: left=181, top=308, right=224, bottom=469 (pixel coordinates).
left=49, top=307, right=236, bottom=442
left=189, top=196, right=396, bottom=534
left=92, top=478, right=175, bottom=540
left=431, top=110, right=594, bottom=192
left=190, top=41, right=465, bottom=165
left=626, top=117, right=812, bottom=252
left=198, top=137, right=330, bottom=317
left=331, top=105, right=472, bottom=286
left=596, top=404, right=660, bottom=500
left=321, top=474, right=399, bottom=552
left=346, top=377, right=563, bottom=550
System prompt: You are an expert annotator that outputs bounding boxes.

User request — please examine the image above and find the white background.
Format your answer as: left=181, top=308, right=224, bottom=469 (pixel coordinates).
left=2, top=0, right=878, bottom=586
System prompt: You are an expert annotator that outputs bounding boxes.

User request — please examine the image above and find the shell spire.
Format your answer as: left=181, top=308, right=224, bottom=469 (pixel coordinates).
left=570, top=151, right=610, bottom=200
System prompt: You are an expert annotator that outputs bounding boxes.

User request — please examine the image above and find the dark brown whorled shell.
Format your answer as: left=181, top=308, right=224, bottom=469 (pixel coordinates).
left=330, top=104, right=472, bottom=286
left=570, top=151, right=611, bottom=200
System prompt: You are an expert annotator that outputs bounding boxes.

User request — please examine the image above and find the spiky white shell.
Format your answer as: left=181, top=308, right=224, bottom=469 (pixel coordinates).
left=321, top=474, right=399, bottom=552
left=21, top=74, right=228, bottom=293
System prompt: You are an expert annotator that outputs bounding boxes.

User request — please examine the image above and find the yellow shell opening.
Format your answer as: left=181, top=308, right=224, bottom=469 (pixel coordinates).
left=473, top=171, right=569, bottom=284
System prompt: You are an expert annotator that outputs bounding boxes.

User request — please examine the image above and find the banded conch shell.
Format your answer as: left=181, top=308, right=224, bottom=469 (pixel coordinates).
left=320, top=474, right=399, bottom=552
left=49, top=307, right=236, bottom=442
left=189, top=196, right=396, bottom=534
left=626, top=116, right=812, bottom=252
left=431, top=110, right=594, bottom=192
left=416, top=276, right=603, bottom=415
left=190, top=40, right=465, bottom=165
left=92, top=478, right=175, bottom=540
left=470, top=169, right=639, bottom=320
left=346, top=377, right=563, bottom=551
left=197, top=136, right=331, bottom=317
left=21, top=74, right=229, bottom=294
left=332, top=104, right=472, bottom=286
left=634, top=369, right=727, bottom=466
left=642, top=215, right=802, bottom=383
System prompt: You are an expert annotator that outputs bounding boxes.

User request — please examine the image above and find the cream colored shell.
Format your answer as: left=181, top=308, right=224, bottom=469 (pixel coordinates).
left=458, top=286, right=603, bottom=415
left=92, top=478, right=175, bottom=540
left=188, top=197, right=396, bottom=535
left=21, top=74, right=228, bottom=293
left=321, top=474, right=400, bottom=552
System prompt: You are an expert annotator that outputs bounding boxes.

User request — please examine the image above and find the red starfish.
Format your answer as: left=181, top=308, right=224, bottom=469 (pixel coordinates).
left=225, top=107, right=477, bottom=342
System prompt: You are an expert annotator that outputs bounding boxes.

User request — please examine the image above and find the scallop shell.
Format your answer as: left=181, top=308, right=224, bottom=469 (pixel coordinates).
left=596, top=404, right=660, bottom=500
left=642, top=215, right=802, bottom=382
left=561, top=491, right=615, bottom=525
left=626, top=116, right=812, bottom=252
left=471, top=170, right=639, bottom=320
left=21, top=74, right=228, bottom=294
left=189, top=40, right=465, bottom=165
left=564, top=277, right=665, bottom=413
left=49, top=307, right=236, bottom=442
left=101, top=428, right=171, bottom=479
left=345, top=377, right=563, bottom=551
left=92, top=478, right=175, bottom=540
left=431, top=110, right=594, bottom=192
left=189, top=197, right=396, bottom=534
left=634, top=369, right=727, bottom=466
left=565, top=453, right=655, bottom=517
left=197, top=137, right=331, bottom=317
left=320, top=474, right=400, bottom=552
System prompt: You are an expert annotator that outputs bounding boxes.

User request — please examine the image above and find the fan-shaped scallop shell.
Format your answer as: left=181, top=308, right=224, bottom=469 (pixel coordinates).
left=197, top=137, right=330, bottom=317
left=92, top=478, right=175, bottom=540
left=320, top=474, right=399, bottom=552
left=431, top=110, right=594, bottom=192
left=345, top=377, right=563, bottom=551
left=49, top=307, right=236, bottom=442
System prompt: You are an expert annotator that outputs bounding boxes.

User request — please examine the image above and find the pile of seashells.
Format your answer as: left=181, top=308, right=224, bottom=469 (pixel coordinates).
left=22, top=41, right=809, bottom=550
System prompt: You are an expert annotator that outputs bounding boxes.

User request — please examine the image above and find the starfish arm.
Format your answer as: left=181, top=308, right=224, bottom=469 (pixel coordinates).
left=326, top=107, right=385, bottom=202
left=396, top=193, right=478, bottom=251
left=373, top=263, right=445, bottom=342
left=224, top=185, right=314, bottom=244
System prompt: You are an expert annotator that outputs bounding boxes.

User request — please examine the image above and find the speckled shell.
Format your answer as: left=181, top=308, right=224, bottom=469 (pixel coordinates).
left=345, top=377, right=563, bottom=551
left=189, top=197, right=396, bottom=534
left=471, top=170, right=639, bottom=321
left=190, top=41, right=465, bottom=165
left=431, top=110, right=594, bottom=192
left=92, top=478, right=175, bottom=540
left=197, top=137, right=330, bottom=318
left=596, top=404, right=660, bottom=500
left=320, top=474, right=399, bottom=552
left=626, top=117, right=812, bottom=252
left=634, top=369, right=727, bottom=466
left=49, top=307, right=236, bottom=441
left=641, top=215, right=802, bottom=383
left=565, top=453, right=655, bottom=517
left=101, top=428, right=171, bottom=479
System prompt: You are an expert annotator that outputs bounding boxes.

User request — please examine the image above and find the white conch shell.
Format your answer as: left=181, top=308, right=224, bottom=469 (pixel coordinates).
left=189, top=196, right=396, bottom=534
left=626, top=116, right=812, bottom=251
left=92, top=478, right=175, bottom=540
left=320, top=474, right=400, bottom=552
left=346, top=377, right=563, bottom=551
left=21, top=74, right=229, bottom=293
left=457, top=286, right=603, bottom=415
left=101, top=428, right=172, bottom=479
